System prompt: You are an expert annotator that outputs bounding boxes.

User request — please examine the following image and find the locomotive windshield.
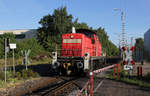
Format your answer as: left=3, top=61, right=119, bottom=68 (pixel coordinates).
left=76, top=29, right=95, bottom=38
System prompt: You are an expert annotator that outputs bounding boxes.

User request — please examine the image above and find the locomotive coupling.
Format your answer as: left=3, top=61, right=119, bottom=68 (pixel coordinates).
left=63, top=63, right=71, bottom=69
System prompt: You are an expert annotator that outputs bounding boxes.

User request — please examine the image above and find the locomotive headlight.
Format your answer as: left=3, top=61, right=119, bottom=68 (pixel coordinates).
left=70, top=35, right=74, bottom=38
left=52, top=61, right=60, bottom=69
left=84, top=53, right=89, bottom=60
left=52, top=52, right=56, bottom=56
left=52, top=52, right=57, bottom=59
left=84, top=53, right=88, bottom=57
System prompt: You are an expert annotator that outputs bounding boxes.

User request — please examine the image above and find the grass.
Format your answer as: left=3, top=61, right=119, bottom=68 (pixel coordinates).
left=0, top=56, right=48, bottom=89
left=0, top=57, right=51, bottom=68
left=106, top=71, right=150, bottom=88
left=0, top=69, right=40, bottom=88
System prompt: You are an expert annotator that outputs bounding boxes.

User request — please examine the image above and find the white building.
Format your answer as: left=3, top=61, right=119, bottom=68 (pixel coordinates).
left=144, top=29, right=150, bottom=59
left=0, top=29, right=37, bottom=39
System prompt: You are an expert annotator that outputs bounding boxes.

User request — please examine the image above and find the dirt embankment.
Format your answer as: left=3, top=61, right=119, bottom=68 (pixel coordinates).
left=0, top=77, right=57, bottom=96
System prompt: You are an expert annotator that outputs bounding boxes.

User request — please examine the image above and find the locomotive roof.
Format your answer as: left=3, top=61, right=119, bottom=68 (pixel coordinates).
left=76, top=29, right=96, bottom=34
left=76, top=29, right=96, bottom=38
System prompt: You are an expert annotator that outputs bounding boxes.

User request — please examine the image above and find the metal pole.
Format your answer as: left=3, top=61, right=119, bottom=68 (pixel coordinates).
left=120, top=11, right=126, bottom=62
left=113, top=66, right=115, bottom=79
left=90, top=72, right=93, bottom=96
left=4, top=38, right=7, bottom=82
left=121, top=11, right=125, bottom=47
left=117, top=64, right=119, bottom=80
left=13, top=49, right=15, bottom=74
left=25, top=51, right=28, bottom=70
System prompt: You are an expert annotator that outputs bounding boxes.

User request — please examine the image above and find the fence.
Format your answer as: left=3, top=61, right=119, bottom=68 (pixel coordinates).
left=77, top=64, right=119, bottom=96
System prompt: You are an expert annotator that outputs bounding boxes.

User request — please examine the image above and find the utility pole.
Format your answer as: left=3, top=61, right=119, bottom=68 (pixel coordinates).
left=121, top=11, right=126, bottom=47
left=114, top=8, right=126, bottom=60
left=4, top=38, right=9, bottom=82
left=12, top=49, right=15, bottom=74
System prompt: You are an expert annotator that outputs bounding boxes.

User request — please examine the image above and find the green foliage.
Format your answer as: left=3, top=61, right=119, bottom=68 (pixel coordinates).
left=0, top=69, right=39, bottom=81
left=106, top=70, right=150, bottom=87
left=0, top=33, right=16, bottom=58
left=16, top=72, right=22, bottom=80
left=96, top=27, right=119, bottom=56
left=0, top=71, right=5, bottom=80
left=37, top=7, right=73, bottom=51
left=21, top=69, right=39, bottom=79
left=133, top=38, right=144, bottom=61
left=135, top=38, right=144, bottom=48
left=16, top=38, right=44, bottom=58
left=0, top=71, right=13, bottom=81
left=73, top=18, right=90, bottom=29
left=0, top=33, right=45, bottom=59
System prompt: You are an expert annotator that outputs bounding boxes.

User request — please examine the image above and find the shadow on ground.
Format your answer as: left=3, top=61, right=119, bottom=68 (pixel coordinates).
left=15, top=63, right=56, bottom=77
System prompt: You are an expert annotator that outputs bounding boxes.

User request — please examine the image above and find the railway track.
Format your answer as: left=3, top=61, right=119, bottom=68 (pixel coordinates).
left=26, top=76, right=81, bottom=96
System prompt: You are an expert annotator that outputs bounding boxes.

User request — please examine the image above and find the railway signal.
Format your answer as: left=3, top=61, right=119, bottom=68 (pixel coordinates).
left=4, top=38, right=10, bottom=53
left=21, top=50, right=31, bottom=70
left=123, top=45, right=135, bottom=76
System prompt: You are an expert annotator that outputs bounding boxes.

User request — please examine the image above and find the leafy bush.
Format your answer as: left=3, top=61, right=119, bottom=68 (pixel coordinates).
left=0, top=69, right=39, bottom=81
left=21, top=69, right=39, bottom=79
left=0, top=71, right=5, bottom=80
left=16, top=72, right=22, bottom=80
left=0, top=33, right=46, bottom=59
left=0, top=71, right=13, bottom=81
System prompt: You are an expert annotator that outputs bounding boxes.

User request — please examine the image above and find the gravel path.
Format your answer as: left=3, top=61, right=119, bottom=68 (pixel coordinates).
left=94, top=79, right=150, bottom=96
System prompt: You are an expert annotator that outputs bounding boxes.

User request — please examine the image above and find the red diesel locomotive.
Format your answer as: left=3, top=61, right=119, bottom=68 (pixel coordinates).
left=52, top=28, right=103, bottom=75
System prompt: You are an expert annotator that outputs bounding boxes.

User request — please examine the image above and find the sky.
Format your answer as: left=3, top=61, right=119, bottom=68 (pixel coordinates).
left=0, top=0, right=150, bottom=46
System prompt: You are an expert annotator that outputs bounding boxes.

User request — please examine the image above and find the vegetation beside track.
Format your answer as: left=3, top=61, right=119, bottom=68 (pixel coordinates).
left=106, top=70, right=150, bottom=87
left=0, top=56, right=50, bottom=67
left=0, top=69, right=40, bottom=88
left=0, top=53, right=51, bottom=88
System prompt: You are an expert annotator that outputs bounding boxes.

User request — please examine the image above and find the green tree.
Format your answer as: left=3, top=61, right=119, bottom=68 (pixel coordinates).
left=135, top=38, right=144, bottom=48
left=96, top=27, right=119, bottom=56
left=37, top=7, right=73, bottom=51
left=16, top=38, right=44, bottom=58
left=134, top=38, right=144, bottom=61
left=0, top=33, right=16, bottom=59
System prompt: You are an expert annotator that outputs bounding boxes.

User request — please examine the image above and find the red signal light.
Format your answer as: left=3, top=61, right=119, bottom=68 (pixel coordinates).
left=130, top=46, right=134, bottom=51
left=122, top=46, right=126, bottom=51
left=131, top=60, right=135, bottom=65
left=123, top=61, right=127, bottom=65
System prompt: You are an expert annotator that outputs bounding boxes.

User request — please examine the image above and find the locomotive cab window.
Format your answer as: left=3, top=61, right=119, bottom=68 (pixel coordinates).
left=92, top=39, right=95, bottom=44
left=76, top=29, right=95, bottom=38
